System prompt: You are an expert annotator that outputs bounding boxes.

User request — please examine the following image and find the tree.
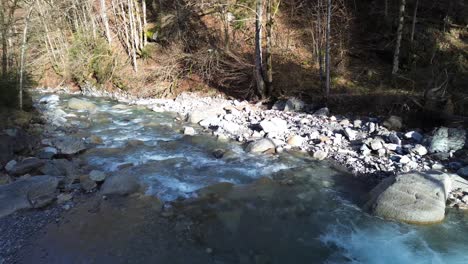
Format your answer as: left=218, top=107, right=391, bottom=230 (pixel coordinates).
left=410, top=0, right=419, bottom=43
left=100, top=0, right=112, bottom=44
left=392, top=0, right=406, bottom=75
left=0, top=0, right=19, bottom=76
left=19, top=3, right=35, bottom=110
left=325, top=0, right=331, bottom=98
left=254, top=0, right=266, bottom=99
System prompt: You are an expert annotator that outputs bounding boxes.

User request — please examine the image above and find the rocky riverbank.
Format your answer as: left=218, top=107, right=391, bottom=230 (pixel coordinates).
left=33, top=86, right=468, bottom=209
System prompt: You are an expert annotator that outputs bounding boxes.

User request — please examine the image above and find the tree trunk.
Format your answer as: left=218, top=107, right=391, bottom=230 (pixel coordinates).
left=19, top=6, right=34, bottom=110
left=265, top=0, right=273, bottom=98
left=100, top=0, right=112, bottom=44
left=1, top=29, right=7, bottom=76
left=255, top=0, right=266, bottom=99
left=410, top=0, right=418, bottom=43
left=325, top=0, right=331, bottom=98
left=317, top=0, right=324, bottom=90
left=392, top=0, right=406, bottom=75
left=142, top=0, right=147, bottom=47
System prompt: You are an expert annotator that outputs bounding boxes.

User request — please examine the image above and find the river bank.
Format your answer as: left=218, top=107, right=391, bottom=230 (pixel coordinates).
left=1, top=87, right=468, bottom=263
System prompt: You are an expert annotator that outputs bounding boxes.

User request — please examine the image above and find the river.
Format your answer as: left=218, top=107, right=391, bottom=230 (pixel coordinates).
left=15, top=94, right=468, bottom=264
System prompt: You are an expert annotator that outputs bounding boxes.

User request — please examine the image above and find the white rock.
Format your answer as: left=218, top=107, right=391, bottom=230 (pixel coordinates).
left=312, top=150, right=328, bottom=160
left=370, top=138, right=384, bottom=150
left=184, top=127, right=196, bottom=135
left=344, top=128, right=357, bottom=140
left=260, top=118, right=288, bottom=134
left=399, top=155, right=411, bottom=164
left=353, top=120, right=362, bottom=128
left=39, top=94, right=60, bottom=104
left=412, top=144, right=428, bottom=156
left=287, top=135, right=304, bottom=147
left=384, top=143, right=399, bottom=151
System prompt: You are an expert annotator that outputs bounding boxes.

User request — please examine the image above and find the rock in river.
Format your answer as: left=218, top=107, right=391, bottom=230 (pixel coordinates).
left=101, top=171, right=141, bottom=196
left=365, top=171, right=451, bottom=224
left=246, top=138, right=276, bottom=154
left=67, top=98, right=97, bottom=111
left=0, top=175, right=59, bottom=218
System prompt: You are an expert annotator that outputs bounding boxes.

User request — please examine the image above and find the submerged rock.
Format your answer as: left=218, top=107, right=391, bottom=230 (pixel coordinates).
left=67, top=98, right=97, bottom=111
left=365, top=171, right=451, bottom=224
left=0, top=175, right=59, bottom=218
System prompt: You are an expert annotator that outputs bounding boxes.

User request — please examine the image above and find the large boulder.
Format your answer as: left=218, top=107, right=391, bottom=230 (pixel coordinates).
left=428, top=127, right=466, bottom=154
left=67, top=98, right=97, bottom=111
left=382, top=115, right=403, bottom=131
left=52, top=135, right=86, bottom=155
left=365, top=171, right=451, bottom=224
left=246, top=138, right=276, bottom=154
left=0, top=176, right=59, bottom=218
left=101, top=172, right=140, bottom=196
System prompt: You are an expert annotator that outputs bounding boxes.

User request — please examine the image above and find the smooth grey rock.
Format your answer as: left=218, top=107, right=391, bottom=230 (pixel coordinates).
left=37, top=147, right=58, bottom=159
left=260, top=118, right=288, bottom=134
left=383, top=116, right=403, bottom=130
left=8, top=158, right=45, bottom=176
left=284, top=98, right=304, bottom=112
left=80, top=175, right=97, bottom=192
left=457, top=167, right=468, bottom=177
left=89, top=170, right=106, bottom=182
left=0, top=176, right=59, bottom=218
left=399, top=155, right=411, bottom=164
left=272, top=100, right=286, bottom=111
left=314, top=107, right=329, bottom=117
left=67, top=98, right=97, bottom=111
left=246, top=139, right=276, bottom=154
left=4, top=160, right=17, bottom=173
left=388, top=133, right=402, bottom=145
left=101, top=172, right=140, bottom=196
left=52, top=136, right=86, bottom=155
left=365, top=171, right=450, bottom=224
left=428, top=127, right=466, bottom=154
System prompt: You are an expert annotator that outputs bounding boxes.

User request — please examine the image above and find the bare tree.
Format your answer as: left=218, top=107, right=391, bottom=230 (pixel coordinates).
left=410, top=0, right=418, bottom=43
left=0, top=0, right=20, bottom=76
left=392, top=0, right=406, bottom=75
left=265, top=0, right=280, bottom=97
left=255, top=0, right=265, bottom=99
left=19, top=2, right=35, bottom=110
left=100, top=0, right=112, bottom=44
left=325, top=0, right=331, bottom=98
